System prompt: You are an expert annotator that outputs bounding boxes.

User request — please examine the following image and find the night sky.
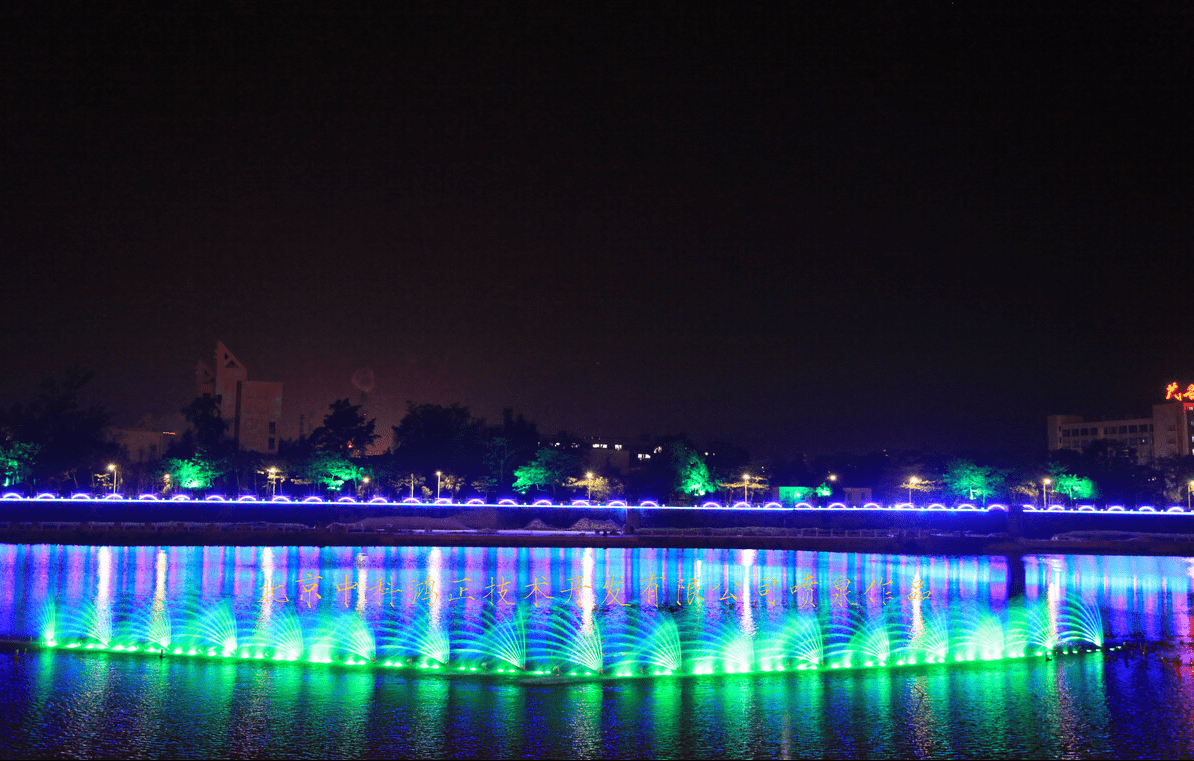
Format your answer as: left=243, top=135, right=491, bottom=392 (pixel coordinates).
left=2, top=9, right=1190, bottom=460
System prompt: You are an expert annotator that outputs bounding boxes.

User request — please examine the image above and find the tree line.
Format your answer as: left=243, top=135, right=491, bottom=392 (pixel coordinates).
left=4, top=369, right=1194, bottom=506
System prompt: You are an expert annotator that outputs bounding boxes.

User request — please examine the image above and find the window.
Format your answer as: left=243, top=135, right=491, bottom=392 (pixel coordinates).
left=1129, top=425, right=1138, bottom=433
left=268, top=437, right=275, bottom=451
left=1119, top=426, right=1128, bottom=434
left=268, top=421, right=276, bottom=434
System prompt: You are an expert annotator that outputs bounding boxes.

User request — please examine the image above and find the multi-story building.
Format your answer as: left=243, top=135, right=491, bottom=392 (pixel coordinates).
left=1048, top=383, right=1194, bottom=463
left=196, top=341, right=283, bottom=454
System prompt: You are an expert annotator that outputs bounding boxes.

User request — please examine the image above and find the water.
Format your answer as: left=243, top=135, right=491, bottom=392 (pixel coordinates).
left=0, top=544, right=1192, bottom=758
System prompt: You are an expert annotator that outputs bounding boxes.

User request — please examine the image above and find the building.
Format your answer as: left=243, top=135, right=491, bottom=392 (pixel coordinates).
left=1047, top=383, right=1194, bottom=463
left=196, top=341, right=283, bottom=454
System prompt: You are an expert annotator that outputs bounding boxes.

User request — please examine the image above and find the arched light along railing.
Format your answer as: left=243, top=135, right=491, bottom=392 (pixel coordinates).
left=827, top=502, right=848, bottom=510
left=303, top=496, right=325, bottom=504
left=466, top=498, right=485, bottom=505
left=794, top=502, right=815, bottom=510
left=639, top=501, right=660, bottom=508
left=532, top=499, right=553, bottom=507
left=763, top=501, right=782, bottom=509
left=400, top=497, right=422, bottom=505
left=70, top=493, right=92, bottom=500
left=236, top=495, right=258, bottom=502
left=271, top=496, right=292, bottom=503
left=205, top=495, right=226, bottom=502
left=337, top=496, right=358, bottom=503
left=1078, top=505, right=1097, bottom=512
left=170, top=494, right=191, bottom=501
left=701, top=501, right=722, bottom=509
left=607, top=500, right=628, bottom=507
left=987, top=504, right=1008, bottom=511
left=927, top=503, right=947, bottom=510
left=1138, top=506, right=1157, bottom=513
left=1107, top=506, right=1126, bottom=512
left=138, top=494, right=159, bottom=501
left=863, top=502, right=883, bottom=510
left=497, top=499, right=518, bottom=506
left=368, top=497, right=388, bottom=504
left=956, top=503, right=977, bottom=511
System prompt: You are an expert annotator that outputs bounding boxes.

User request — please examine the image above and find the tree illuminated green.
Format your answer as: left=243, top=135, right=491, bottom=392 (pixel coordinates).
left=164, top=457, right=219, bottom=490
left=303, top=451, right=362, bottom=492
left=942, top=459, right=1007, bottom=505
left=666, top=442, right=716, bottom=499
left=512, top=447, right=576, bottom=497
left=0, top=440, right=39, bottom=488
left=1053, top=474, right=1096, bottom=501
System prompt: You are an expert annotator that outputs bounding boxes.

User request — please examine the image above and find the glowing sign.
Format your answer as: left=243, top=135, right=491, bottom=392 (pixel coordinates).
left=1165, top=382, right=1194, bottom=400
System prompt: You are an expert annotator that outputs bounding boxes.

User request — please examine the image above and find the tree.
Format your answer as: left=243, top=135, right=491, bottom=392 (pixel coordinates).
left=310, top=399, right=378, bottom=456
left=666, top=441, right=716, bottom=500
left=1053, top=474, right=1097, bottom=501
left=718, top=473, right=769, bottom=503
left=565, top=473, right=620, bottom=502
left=163, top=456, right=220, bottom=491
left=0, top=439, right=39, bottom=489
left=1, top=367, right=116, bottom=489
left=394, top=472, right=426, bottom=500
left=392, top=402, right=486, bottom=476
left=512, top=447, right=579, bottom=497
left=182, top=394, right=227, bottom=449
left=942, top=459, right=1007, bottom=505
left=303, top=450, right=362, bottom=492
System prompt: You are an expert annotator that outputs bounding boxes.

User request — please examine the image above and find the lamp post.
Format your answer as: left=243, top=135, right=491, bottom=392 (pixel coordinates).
left=586, top=472, right=594, bottom=501
left=743, top=474, right=750, bottom=505
left=436, top=471, right=442, bottom=500
left=1188, top=480, right=1193, bottom=512
left=409, top=474, right=416, bottom=500
left=268, top=467, right=278, bottom=499
left=908, top=476, right=919, bottom=505
left=362, top=476, right=370, bottom=500
left=1042, top=478, right=1051, bottom=510
left=108, top=463, right=117, bottom=495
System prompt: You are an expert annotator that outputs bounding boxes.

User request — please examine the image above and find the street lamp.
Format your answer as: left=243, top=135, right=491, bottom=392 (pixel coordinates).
left=586, top=472, right=594, bottom=501
left=268, top=467, right=278, bottom=499
left=436, top=471, right=442, bottom=500
left=743, top=474, right=750, bottom=504
left=362, top=475, right=370, bottom=500
left=1187, top=480, right=1193, bottom=512
left=108, top=463, right=117, bottom=495
left=1042, top=478, right=1051, bottom=510
left=908, top=476, right=920, bottom=505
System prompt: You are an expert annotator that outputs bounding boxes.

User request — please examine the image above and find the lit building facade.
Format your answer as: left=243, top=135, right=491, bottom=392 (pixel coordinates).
left=1048, top=383, right=1194, bottom=463
left=196, top=341, right=283, bottom=453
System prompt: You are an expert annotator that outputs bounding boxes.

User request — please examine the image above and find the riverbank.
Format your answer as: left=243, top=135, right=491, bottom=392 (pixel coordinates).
left=2, top=522, right=1194, bottom=557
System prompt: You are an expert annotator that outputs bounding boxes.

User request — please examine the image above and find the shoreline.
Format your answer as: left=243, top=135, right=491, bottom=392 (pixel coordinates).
left=2, top=524, right=1193, bottom=557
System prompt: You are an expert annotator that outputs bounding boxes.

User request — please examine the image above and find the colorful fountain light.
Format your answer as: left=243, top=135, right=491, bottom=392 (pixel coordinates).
left=37, top=596, right=1109, bottom=680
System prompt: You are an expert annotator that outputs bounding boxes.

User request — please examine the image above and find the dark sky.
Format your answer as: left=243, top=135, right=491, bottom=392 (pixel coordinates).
left=2, top=9, right=1190, bottom=460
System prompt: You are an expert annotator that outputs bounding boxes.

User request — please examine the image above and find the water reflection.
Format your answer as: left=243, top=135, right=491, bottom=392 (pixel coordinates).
left=3, top=545, right=1194, bottom=757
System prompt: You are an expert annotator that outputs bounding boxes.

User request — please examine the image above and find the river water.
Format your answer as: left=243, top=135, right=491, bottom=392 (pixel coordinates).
left=0, top=544, right=1191, bottom=758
